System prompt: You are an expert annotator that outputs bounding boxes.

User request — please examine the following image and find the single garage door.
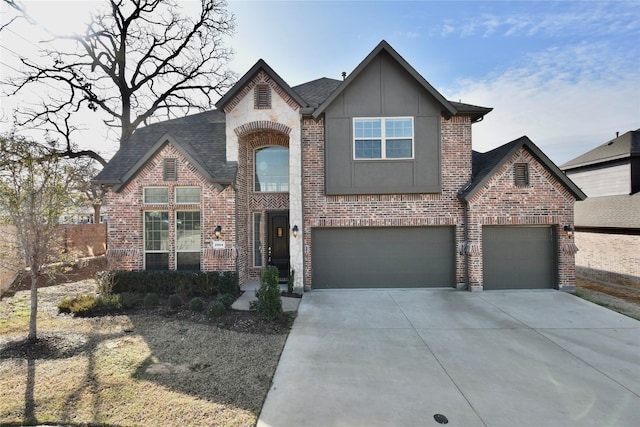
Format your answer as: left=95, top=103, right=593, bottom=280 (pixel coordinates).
left=312, top=227, right=455, bottom=289
left=483, top=226, right=556, bottom=290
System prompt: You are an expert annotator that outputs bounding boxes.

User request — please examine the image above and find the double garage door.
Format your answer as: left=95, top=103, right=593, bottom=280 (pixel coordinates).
left=312, top=227, right=455, bottom=289
left=311, top=226, right=556, bottom=290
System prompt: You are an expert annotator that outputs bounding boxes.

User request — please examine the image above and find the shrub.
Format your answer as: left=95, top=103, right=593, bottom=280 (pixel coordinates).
left=189, top=297, right=205, bottom=312
left=59, top=294, right=97, bottom=315
left=217, top=293, right=236, bottom=309
left=144, top=293, right=160, bottom=308
left=168, top=294, right=183, bottom=309
left=250, top=266, right=282, bottom=320
left=94, top=294, right=122, bottom=312
left=120, top=292, right=142, bottom=309
left=95, top=270, right=117, bottom=295
left=207, top=301, right=226, bottom=318
left=105, top=270, right=239, bottom=296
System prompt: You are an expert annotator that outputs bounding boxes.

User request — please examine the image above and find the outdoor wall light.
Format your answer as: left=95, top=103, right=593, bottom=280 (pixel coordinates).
left=292, top=225, right=299, bottom=238
left=563, top=225, right=574, bottom=239
left=214, top=225, right=222, bottom=239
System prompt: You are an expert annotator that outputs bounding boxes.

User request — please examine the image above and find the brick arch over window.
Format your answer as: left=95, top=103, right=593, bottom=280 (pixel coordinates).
left=243, top=131, right=290, bottom=150
left=234, top=121, right=292, bottom=137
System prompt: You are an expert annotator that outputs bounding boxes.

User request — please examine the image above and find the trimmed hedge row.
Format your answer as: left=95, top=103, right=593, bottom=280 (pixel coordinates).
left=96, top=270, right=239, bottom=297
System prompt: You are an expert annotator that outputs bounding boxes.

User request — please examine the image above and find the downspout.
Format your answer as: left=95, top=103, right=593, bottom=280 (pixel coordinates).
left=463, top=199, right=470, bottom=290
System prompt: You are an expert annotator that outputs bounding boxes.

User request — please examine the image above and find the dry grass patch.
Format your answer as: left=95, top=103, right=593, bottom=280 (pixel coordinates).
left=0, top=280, right=290, bottom=426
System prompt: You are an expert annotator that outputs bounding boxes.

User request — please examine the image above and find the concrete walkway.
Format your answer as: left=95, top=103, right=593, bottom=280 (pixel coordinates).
left=258, top=289, right=640, bottom=427
left=231, top=281, right=301, bottom=312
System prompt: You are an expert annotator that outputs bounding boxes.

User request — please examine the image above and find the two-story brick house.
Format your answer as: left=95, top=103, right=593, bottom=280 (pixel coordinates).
left=94, top=40, right=586, bottom=292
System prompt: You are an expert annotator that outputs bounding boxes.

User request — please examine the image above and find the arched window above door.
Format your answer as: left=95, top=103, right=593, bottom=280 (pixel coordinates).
left=255, top=146, right=289, bottom=192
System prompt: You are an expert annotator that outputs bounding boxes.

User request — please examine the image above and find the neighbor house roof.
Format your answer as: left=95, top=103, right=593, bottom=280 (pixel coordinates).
left=313, top=40, right=459, bottom=120
left=561, top=129, right=640, bottom=170
left=93, top=110, right=235, bottom=191
left=459, top=136, right=587, bottom=202
left=574, top=193, right=640, bottom=230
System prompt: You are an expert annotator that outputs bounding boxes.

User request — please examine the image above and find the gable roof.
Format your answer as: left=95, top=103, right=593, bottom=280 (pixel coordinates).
left=93, top=110, right=236, bottom=191
left=312, top=40, right=458, bottom=120
left=561, top=129, right=640, bottom=170
left=459, top=136, right=587, bottom=202
left=215, top=59, right=308, bottom=110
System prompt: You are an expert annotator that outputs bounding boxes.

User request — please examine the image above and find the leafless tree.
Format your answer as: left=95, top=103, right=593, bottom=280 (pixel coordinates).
left=2, top=0, right=235, bottom=165
left=0, top=132, right=77, bottom=342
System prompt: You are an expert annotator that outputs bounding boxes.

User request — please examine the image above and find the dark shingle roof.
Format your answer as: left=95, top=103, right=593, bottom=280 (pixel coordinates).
left=293, top=78, right=342, bottom=108
left=449, top=101, right=493, bottom=123
left=575, top=193, right=640, bottom=229
left=561, top=129, right=640, bottom=170
left=93, top=110, right=235, bottom=190
left=459, top=136, right=586, bottom=201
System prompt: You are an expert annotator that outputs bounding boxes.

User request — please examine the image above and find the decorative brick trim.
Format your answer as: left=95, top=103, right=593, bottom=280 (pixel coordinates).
left=310, top=217, right=457, bottom=228
left=234, top=121, right=292, bottom=137
left=326, top=193, right=441, bottom=203
left=480, top=216, right=560, bottom=225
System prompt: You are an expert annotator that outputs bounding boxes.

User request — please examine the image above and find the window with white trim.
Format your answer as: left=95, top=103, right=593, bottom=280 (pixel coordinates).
left=175, top=187, right=201, bottom=204
left=176, top=211, right=200, bottom=270
left=144, top=187, right=169, bottom=204
left=354, top=117, right=414, bottom=160
left=253, top=212, right=262, bottom=267
left=144, top=211, right=169, bottom=270
left=254, top=146, right=289, bottom=192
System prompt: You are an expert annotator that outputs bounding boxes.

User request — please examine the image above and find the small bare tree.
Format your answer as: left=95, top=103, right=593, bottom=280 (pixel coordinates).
left=0, top=132, right=76, bottom=341
left=3, top=0, right=236, bottom=164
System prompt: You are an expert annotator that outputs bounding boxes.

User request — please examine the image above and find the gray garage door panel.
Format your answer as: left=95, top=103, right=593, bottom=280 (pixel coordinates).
left=312, top=227, right=455, bottom=289
left=483, top=226, right=556, bottom=290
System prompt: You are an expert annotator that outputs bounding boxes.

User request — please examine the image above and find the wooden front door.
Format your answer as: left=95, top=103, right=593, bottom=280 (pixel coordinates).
left=268, top=212, right=289, bottom=280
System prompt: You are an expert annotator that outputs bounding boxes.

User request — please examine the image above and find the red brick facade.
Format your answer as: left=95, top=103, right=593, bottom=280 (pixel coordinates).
left=106, top=143, right=236, bottom=272
left=465, top=148, right=577, bottom=290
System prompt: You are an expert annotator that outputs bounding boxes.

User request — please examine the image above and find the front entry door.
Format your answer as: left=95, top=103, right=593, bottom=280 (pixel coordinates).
left=268, top=212, right=289, bottom=280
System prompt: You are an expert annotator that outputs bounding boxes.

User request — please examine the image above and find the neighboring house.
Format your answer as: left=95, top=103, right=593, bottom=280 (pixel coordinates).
left=561, top=129, right=640, bottom=285
left=94, top=40, right=585, bottom=292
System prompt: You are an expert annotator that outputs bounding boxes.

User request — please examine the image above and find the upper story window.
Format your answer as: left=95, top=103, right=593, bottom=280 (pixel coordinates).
left=255, top=146, right=289, bottom=192
left=175, top=187, right=201, bottom=204
left=254, top=84, right=271, bottom=109
left=144, top=187, right=169, bottom=204
left=514, top=163, right=529, bottom=187
left=354, top=117, right=414, bottom=160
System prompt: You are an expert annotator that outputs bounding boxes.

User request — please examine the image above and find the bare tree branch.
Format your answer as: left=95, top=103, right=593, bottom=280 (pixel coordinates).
left=2, top=0, right=236, bottom=161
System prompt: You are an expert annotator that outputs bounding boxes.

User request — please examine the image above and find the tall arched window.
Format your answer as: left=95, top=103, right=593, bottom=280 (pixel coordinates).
left=255, top=146, right=288, bottom=192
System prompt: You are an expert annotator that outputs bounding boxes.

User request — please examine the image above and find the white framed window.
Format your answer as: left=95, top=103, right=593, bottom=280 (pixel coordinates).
left=176, top=210, right=201, bottom=271
left=254, top=146, right=289, bottom=192
left=175, top=187, right=201, bottom=204
left=353, top=117, right=414, bottom=160
left=253, top=212, right=263, bottom=267
left=143, top=187, right=169, bottom=204
left=144, top=211, right=169, bottom=270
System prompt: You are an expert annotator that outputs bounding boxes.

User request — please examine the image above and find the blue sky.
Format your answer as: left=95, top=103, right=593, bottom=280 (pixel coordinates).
left=1, top=0, right=639, bottom=165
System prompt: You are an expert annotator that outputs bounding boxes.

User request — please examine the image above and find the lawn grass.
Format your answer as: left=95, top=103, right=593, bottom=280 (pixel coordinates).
left=1, top=284, right=289, bottom=427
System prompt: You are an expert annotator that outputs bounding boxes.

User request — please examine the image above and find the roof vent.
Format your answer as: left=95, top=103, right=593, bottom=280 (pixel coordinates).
left=341, top=71, right=346, bottom=80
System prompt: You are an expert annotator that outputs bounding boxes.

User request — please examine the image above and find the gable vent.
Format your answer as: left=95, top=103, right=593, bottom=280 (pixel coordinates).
left=514, top=163, right=529, bottom=187
left=164, top=158, right=177, bottom=181
left=255, top=84, right=271, bottom=109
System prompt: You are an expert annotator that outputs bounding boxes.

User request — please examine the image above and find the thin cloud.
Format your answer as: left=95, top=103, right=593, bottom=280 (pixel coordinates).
left=441, top=3, right=640, bottom=39
left=449, top=42, right=640, bottom=164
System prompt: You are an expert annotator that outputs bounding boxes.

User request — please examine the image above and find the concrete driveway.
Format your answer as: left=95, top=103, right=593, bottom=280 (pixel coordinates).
left=258, top=289, right=640, bottom=427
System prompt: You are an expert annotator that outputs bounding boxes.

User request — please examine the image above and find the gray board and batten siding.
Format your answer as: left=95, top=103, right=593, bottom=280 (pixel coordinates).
left=323, top=50, right=443, bottom=195
left=311, top=227, right=455, bottom=289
